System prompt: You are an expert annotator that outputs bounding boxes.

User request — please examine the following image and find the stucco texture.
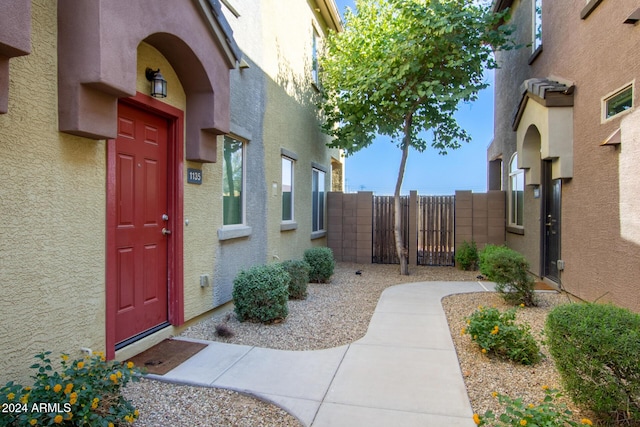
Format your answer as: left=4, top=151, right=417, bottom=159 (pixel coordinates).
left=490, top=0, right=640, bottom=311
left=0, top=1, right=106, bottom=383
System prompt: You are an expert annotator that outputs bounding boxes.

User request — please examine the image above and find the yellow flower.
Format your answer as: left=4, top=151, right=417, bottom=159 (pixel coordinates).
left=24, top=387, right=31, bottom=391
left=109, top=373, right=118, bottom=384
left=520, top=419, right=527, bottom=426
left=20, top=394, right=29, bottom=404
left=473, top=413, right=481, bottom=425
left=7, top=392, right=15, bottom=400
left=527, top=403, right=534, bottom=408
left=466, top=319, right=471, bottom=325
left=491, top=391, right=498, bottom=398
left=64, top=383, right=73, bottom=395
left=541, top=385, right=549, bottom=391
left=108, top=423, right=114, bottom=427
left=45, top=385, right=50, bottom=391
left=77, top=361, right=84, bottom=369
left=54, top=414, right=63, bottom=424
left=581, top=419, right=593, bottom=425
left=65, top=412, right=73, bottom=420
left=481, top=348, right=487, bottom=354
left=491, top=325, right=499, bottom=335
left=29, top=419, right=37, bottom=426
left=61, top=354, right=69, bottom=362
left=134, top=409, right=139, bottom=417
left=69, top=392, right=78, bottom=405
left=116, top=370, right=122, bottom=378
left=53, top=384, right=62, bottom=393
left=127, top=361, right=134, bottom=369
left=461, top=328, right=466, bottom=336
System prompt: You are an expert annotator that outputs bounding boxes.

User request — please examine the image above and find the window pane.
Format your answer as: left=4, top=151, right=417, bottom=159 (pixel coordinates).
left=312, top=169, right=325, bottom=232
left=533, top=0, right=542, bottom=51
left=516, top=174, right=524, bottom=226
left=282, top=157, right=293, bottom=221
left=606, top=87, right=633, bottom=119
left=223, top=136, right=243, bottom=225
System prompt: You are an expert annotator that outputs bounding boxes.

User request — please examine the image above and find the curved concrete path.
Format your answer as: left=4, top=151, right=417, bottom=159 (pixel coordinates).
left=148, top=281, right=494, bottom=426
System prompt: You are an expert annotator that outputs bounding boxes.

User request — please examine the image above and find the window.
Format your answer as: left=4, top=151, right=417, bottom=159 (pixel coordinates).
left=222, top=135, right=245, bottom=225
left=312, top=28, right=320, bottom=86
left=509, top=153, right=524, bottom=227
left=533, top=0, right=542, bottom=52
left=282, top=156, right=294, bottom=221
left=604, top=84, right=633, bottom=120
left=312, top=168, right=325, bottom=232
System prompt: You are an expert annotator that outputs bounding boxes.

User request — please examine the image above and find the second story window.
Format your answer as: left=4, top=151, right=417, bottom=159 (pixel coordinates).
left=533, top=0, right=542, bottom=52
left=223, top=135, right=245, bottom=226
left=312, top=28, right=320, bottom=87
left=604, top=84, right=634, bottom=121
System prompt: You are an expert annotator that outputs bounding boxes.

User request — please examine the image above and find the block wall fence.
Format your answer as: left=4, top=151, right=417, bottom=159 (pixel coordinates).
left=327, top=190, right=506, bottom=264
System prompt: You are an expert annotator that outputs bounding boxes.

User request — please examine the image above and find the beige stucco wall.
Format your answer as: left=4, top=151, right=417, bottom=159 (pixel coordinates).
left=0, top=0, right=106, bottom=383
left=261, top=0, right=339, bottom=262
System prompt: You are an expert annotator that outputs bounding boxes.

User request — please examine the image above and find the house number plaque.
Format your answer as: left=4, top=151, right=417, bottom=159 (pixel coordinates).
left=187, top=168, right=203, bottom=185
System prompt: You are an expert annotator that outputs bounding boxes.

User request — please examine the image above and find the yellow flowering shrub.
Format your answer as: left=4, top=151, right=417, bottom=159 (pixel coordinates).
left=0, top=351, right=143, bottom=426
left=464, top=306, right=540, bottom=365
left=475, top=387, right=593, bottom=426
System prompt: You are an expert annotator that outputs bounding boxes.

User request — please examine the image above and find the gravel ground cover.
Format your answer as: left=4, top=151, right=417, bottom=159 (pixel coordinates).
left=124, top=262, right=588, bottom=426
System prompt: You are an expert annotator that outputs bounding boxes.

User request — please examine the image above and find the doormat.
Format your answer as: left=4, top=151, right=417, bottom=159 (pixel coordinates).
left=534, top=281, right=556, bottom=291
left=127, top=339, right=207, bottom=375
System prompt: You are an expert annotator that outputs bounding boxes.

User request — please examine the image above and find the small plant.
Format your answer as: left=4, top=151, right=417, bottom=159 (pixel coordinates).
left=473, top=386, right=594, bottom=426
left=280, top=259, right=311, bottom=299
left=0, top=351, right=142, bottom=427
left=456, top=240, right=479, bottom=271
left=478, top=245, right=537, bottom=307
left=303, top=247, right=335, bottom=283
left=232, top=263, right=289, bottom=323
left=464, top=306, right=541, bottom=365
left=214, top=323, right=235, bottom=338
left=546, top=303, right=640, bottom=425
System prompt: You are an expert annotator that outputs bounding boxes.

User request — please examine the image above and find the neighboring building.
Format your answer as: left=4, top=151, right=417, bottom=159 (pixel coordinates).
left=0, top=0, right=342, bottom=384
left=488, top=0, right=640, bottom=311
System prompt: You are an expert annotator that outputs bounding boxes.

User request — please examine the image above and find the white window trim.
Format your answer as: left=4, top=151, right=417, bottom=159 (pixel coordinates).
left=602, top=81, right=635, bottom=123
left=508, top=153, right=524, bottom=229
left=221, top=135, right=247, bottom=228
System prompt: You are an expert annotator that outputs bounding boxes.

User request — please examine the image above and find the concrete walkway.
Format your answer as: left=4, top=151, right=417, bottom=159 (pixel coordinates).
left=147, top=281, right=494, bottom=426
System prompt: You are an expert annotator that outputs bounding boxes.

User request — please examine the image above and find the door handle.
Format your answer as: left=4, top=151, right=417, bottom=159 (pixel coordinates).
left=162, top=228, right=171, bottom=236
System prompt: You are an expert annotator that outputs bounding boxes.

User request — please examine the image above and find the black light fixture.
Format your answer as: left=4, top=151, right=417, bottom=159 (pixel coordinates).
left=145, top=67, right=167, bottom=98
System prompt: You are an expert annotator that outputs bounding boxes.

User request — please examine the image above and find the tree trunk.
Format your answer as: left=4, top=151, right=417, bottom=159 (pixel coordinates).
left=394, top=113, right=413, bottom=275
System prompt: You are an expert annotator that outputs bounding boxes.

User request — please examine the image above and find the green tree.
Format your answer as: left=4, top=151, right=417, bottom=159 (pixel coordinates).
left=319, top=0, right=513, bottom=274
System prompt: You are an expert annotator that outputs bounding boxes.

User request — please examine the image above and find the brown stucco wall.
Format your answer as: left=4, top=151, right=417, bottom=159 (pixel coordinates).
left=490, top=0, right=640, bottom=311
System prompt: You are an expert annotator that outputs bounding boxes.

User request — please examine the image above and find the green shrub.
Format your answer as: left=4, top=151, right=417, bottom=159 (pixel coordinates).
left=455, top=240, right=479, bottom=271
left=464, top=306, right=541, bottom=365
left=478, top=245, right=537, bottom=307
left=303, top=247, right=335, bottom=283
left=474, top=387, right=593, bottom=426
left=233, top=264, right=289, bottom=323
left=0, top=351, right=142, bottom=427
left=280, top=260, right=311, bottom=299
left=546, top=303, right=640, bottom=424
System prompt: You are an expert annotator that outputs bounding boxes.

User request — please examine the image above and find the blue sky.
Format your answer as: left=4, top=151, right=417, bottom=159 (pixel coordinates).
left=333, top=0, right=494, bottom=195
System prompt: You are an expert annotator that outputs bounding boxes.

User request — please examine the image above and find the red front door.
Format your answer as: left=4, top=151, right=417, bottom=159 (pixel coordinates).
left=112, top=102, right=170, bottom=344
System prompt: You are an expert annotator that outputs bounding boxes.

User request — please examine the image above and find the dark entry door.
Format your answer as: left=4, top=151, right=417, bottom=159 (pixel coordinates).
left=112, top=102, right=170, bottom=344
left=542, top=160, right=561, bottom=282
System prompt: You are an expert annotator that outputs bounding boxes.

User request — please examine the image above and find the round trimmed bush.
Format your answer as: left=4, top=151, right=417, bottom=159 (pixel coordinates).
left=232, top=264, right=289, bottom=323
left=304, top=247, right=335, bottom=283
left=280, top=259, right=311, bottom=299
left=546, top=303, right=640, bottom=424
left=479, top=244, right=536, bottom=307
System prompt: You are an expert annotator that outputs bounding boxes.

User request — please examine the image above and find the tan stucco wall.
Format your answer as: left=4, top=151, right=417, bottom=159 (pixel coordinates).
left=0, top=0, right=106, bottom=383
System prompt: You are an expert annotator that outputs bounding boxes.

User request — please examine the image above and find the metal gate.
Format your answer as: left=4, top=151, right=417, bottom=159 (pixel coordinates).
left=418, top=195, right=455, bottom=266
left=372, top=194, right=455, bottom=265
left=372, top=195, right=409, bottom=264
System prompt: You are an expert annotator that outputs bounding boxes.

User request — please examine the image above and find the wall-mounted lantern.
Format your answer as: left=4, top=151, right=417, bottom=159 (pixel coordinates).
left=145, top=67, right=167, bottom=98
